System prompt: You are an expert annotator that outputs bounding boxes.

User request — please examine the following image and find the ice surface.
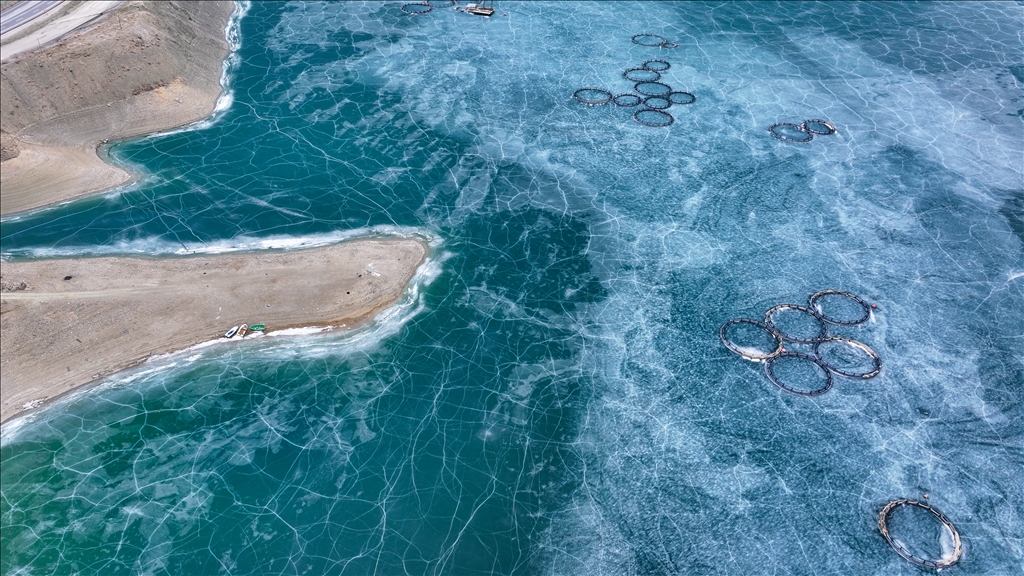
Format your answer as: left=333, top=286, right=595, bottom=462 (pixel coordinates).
left=2, top=1, right=1022, bottom=574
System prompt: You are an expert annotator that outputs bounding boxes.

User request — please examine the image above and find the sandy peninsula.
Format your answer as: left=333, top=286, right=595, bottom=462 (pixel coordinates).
left=0, top=239, right=429, bottom=423
left=1, top=1, right=234, bottom=214
left=0, top=4, right=431, bottom=426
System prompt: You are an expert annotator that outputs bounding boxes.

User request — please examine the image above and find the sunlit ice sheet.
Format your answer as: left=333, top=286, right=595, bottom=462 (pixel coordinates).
left=1, top=2, right=1022, bottom=574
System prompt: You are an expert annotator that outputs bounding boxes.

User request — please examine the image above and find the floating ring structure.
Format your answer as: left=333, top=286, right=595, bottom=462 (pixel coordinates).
left=642, top=58, right=670, bottom=72
left=634, top=81, right=672, bottom=96
left=764, top=304, right=828, bottom=344
left=764, top=352, right=833, bottom=396
left=643, top=96, right=672, bottom=110
left=720, top=318, right=783, bottom=361
left=809, top=290, right=871, bottom=326
left=814, top=337, right=881, bottom=379
left=632, top=33, right=668, bottom=47
left=801, top=119, right=837, bottom=135
left=667, top=91, right=696, bottom=105
left=633, top=108, right=674, bottom=127
left=769, top=122, right=814, bottom=143
left=623, top=67, right=661, bottom=82
left=613, top=93, right=643, bottom=107
left=401, top=3, right=433, bottom=14
left=573, top=87, right=613, bottom=106
left=878, top=499, right=963, bottom=570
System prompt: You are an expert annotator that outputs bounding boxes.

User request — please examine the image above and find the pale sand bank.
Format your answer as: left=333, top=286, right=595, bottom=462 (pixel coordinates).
left=0, top=238, right=428, bottom=423
left=0, top=1, right=234, bottom=214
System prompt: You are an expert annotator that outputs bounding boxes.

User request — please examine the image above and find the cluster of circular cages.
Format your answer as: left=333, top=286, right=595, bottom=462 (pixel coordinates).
left=273, top=10, right=959, bottom=572
left=572, top=34, right=692, bottom=128
left=724, top=295, right=964, bottom=570
left=879, top=499, right=963, bottom=570
left=720, top=290, right=881, bottom=396
left=770, top=119, right=837, bottom=142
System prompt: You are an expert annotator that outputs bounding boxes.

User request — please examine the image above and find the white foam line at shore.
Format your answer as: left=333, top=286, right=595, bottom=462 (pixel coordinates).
left=129, top=0, right=250, bottom=139
left=267, top=326, right=329, bottom=337
left=0, top=359, right=179, bottom=443
left=139, top=324, right=360, bottom=372
left=0, top=226, right=441, bottom=260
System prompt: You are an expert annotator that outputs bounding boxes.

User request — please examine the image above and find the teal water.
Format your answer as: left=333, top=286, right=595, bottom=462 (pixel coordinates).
left=2, top=2, right=1022, bottom=574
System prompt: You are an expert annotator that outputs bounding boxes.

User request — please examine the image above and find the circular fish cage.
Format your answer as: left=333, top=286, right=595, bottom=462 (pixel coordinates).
left=612, top=93, right=643, bottom=107
left=401, top=3, right=433, bottom=15
left=643, top=96, right=672, bottom=110
left=634, top=81, right=672, bottom=96
left=667, top=91, right=696, bottom=105
left=633, top=108, right=675, bottom=127
left=632, top=33, right=668, bottom=47
left=573, top=87, right=613, bottom=106
left=814, top=337, right=881, bottom=379
left=642, top=58, right=670, bottom=72
left=764, top=352, right=834, bottom=396
left=878, top=499, right=963, bottom=570
left=801, top=119, right=837, bottom=135
left=720, top=318, right=783, bottom=361
left=623, top=67, right=661, bottom=82
left=764, top=304, right=828, bottom=344
left=809, top=290, right=871, bottom=326
left=769, top=122, right=813, bottom=143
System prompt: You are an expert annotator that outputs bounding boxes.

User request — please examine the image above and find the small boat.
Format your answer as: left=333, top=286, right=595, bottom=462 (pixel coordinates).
left=237, top=324, right=248, bottom=338
left=465, top=1, right=495, bottom=16
left=224, top=325, right=239, bottom=338
left=249, top=324, right=266, bottom=332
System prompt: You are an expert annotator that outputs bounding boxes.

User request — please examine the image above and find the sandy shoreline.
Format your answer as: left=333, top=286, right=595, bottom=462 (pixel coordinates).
left=0, top=3, right=431, bottom=426
left=0, top=3, right=432, bottom=426
left=0, top=1, right=235, bottom=214
left=0, top=239, right=429, bottom=423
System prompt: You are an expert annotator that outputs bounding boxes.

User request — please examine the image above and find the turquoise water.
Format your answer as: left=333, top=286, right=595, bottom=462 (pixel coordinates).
left=2, top=1, right=1022, bottom=573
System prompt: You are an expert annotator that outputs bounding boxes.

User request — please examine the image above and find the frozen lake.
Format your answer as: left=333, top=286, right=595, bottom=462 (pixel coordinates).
left=2, top=2, right=1022, bottom=573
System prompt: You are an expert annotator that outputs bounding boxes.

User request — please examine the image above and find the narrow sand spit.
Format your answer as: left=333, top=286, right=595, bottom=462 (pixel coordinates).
left=0, top=238, right=429, bottom=423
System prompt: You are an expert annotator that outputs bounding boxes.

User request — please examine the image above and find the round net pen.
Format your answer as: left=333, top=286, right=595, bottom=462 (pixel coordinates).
left=878, top=499, right=963, bottom=570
